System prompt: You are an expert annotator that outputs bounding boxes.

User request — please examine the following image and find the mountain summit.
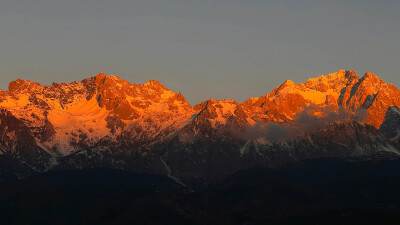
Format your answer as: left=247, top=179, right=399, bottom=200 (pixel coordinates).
left=243, top=70, right=400, bottom=128
left=0, top=70, right=399, bottom=179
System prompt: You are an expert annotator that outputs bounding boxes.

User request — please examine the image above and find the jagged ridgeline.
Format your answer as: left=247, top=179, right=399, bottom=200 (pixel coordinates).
left=0, top=70, right=399, bottom=179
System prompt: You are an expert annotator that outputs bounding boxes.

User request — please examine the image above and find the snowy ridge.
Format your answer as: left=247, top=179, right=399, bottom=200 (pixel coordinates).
left=242, top=70, right=400, bottom=128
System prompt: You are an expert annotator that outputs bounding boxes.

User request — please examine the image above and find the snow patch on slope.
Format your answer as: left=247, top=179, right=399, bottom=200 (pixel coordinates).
left=46, top=97, right=110, bottom=155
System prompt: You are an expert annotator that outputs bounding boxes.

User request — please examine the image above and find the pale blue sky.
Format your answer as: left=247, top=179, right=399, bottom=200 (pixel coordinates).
left=0, top=0, right=399, bottom=105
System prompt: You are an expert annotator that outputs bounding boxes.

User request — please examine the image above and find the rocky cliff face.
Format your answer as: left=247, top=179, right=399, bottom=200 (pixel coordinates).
left=0, top=70, right=399, bottom=179
left=0, top=109, right=50, bottom=178
left=380, top=106, right=400, bottom=148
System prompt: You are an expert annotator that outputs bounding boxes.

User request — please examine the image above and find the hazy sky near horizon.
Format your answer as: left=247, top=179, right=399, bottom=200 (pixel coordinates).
left=0, top=0, right=399, bottom=105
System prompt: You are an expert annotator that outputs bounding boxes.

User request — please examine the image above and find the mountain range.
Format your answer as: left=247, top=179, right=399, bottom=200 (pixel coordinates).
left=0, top=70, right=399, bottom=181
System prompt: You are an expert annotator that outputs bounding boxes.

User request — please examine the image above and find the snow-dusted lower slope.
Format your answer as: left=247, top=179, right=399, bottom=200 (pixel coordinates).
left=380, top=106, right=400, bottom=147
